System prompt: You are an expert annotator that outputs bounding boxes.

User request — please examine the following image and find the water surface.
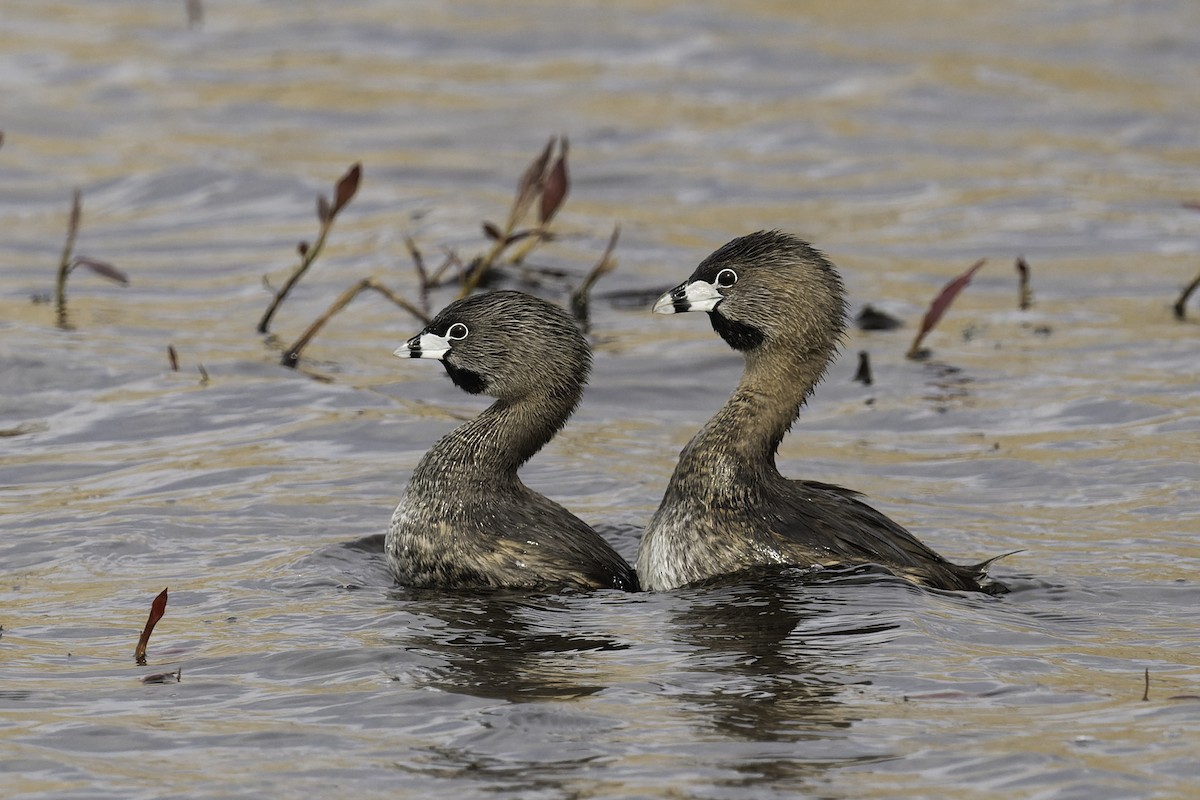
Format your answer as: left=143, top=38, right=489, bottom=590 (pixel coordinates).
left=3, top=2, right=1199, bottom=798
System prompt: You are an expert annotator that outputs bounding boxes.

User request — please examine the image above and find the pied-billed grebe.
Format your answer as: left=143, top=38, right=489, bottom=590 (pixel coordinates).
left=388, top=290, right=639, bottom=592
left=636, top=231, right=1008, bottom=594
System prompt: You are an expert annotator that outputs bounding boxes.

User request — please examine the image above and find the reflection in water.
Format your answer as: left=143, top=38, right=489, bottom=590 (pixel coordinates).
left=672, top=566, right=897, bottom=743
left=390, top=561, right=905, bottom=724
left=397, top=744, right=604, bottom=799
left=922, top=361, right=974, bottom=411
left=661, top=569, right=908, bottom=789
left=387, top=558, right=906, bottom=792
left=394, top=589, right=628, bottom=702
left=335, top=534, right=629, bottom=702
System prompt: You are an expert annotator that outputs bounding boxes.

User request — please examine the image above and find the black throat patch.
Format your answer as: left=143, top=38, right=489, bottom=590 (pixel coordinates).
left=709, top=311, right=764, bottom=351
left=442, top=362, right=488, bottom=394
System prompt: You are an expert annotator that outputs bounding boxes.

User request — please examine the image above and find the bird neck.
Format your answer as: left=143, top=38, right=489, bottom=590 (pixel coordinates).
left=682, top=342, right=830, bottom=474
left=421, top=387, right=582, bottom=479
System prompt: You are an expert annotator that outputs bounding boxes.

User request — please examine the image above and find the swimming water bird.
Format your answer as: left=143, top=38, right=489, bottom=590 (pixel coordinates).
left=637, top=231, right=1007, bottom=594
left=388, top=291, right=639, bottom=592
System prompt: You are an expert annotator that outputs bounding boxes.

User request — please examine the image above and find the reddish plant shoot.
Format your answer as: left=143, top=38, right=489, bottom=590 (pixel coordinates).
left=332, top=163, right=361, bottom=216
left=540, top=136, right=569, bottom=226
left=907, top=259, right=987, bottom=359
left=569, top=223, right=621, bottom=329
left=55, top=189, right=128, bottom=327
left=510, top=137, right=555, bottom=231
left=72, top=256, right=129, bottom=285
left=134, top=588, right=169, bottom=665
left=257, top=162, right=363, bottom=334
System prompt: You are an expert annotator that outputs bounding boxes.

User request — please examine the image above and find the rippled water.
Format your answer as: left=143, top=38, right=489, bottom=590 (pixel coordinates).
left=3, top=2, right=1199, bottom=798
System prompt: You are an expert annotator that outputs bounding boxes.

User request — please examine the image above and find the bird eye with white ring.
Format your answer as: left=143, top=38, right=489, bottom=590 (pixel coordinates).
left=715, top=268, right=738, bottom=288
left=446, top=323, right=469, bottom=340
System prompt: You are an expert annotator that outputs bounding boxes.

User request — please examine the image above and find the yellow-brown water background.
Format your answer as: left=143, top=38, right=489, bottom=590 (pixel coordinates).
left=2, top=2, right=1198, bottom=797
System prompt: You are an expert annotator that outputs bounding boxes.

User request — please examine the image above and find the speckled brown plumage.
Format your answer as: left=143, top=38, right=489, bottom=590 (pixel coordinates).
left=388, top=291, right=638, bottom=592
left=637, top=231, right=1007, bottom=593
